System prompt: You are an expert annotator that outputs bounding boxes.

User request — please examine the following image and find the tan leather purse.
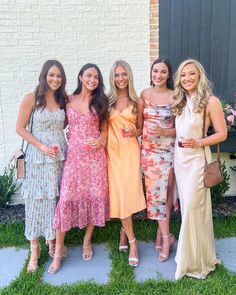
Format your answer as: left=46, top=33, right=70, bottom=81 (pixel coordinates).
left=11, top=108, right=35, bottom=179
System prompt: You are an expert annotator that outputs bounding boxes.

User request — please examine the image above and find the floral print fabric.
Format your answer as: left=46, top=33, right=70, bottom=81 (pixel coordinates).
left=22, top=107, right=67, bottom=240
left=53, top=107, right=109, bottom=232
left=141, top=100, right=175, bottom=220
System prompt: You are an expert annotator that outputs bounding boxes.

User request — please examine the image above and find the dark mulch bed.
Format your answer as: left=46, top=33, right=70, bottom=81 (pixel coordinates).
left=0, top=204, right=25, bottom=224
left=0, top=197, right=236, bottom=224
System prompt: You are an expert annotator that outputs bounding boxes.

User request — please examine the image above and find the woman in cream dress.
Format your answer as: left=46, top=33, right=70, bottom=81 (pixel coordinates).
left=172, top=59, right=227, bottom=280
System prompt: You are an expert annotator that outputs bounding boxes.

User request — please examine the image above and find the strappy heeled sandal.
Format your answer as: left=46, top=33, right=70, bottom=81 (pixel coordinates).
left=48, top=246, right=68, bottom=274
left=48, top=256, right=62, bottom=275
left=48, top=243, right=67, bottom=259
left=46, top=240, right=56, bottom=258
left=119, top=227, right=128, bottom=252
left=27, top=243, right=41, bottom=273
left=159, top=234, right=175, bottom=263
left=128, top=238, right=139, bottom=267
left=82, top=244, right=93, bottom=261
left=155, top=228, right=162, bottom=254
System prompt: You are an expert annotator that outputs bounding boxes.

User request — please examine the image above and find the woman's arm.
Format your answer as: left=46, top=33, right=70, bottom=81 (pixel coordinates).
left=183, top=96, right=227, bottom=148
left=16, top=93, right=55, bottom=157
left=98, top=121, right=108, bottom=147
left=199, top=96, right=227, bottom=147
left=125, top=98, right=144, bottom=138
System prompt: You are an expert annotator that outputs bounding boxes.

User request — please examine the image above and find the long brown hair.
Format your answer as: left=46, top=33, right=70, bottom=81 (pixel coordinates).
left=73, top=63, right=108, bottom=124
left=34, top=60, right=68, bottom=110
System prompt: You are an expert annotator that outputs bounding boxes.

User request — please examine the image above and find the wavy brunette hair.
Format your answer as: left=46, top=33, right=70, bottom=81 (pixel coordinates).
left=34, top=60, right=68, bottom=110
left=108, top=60, right=138, bottom=113
left=172, top=59, right=213, bottom=116
left=150, top=57, right=174, bottom=89
left=73, top=63, right=108, bottom=124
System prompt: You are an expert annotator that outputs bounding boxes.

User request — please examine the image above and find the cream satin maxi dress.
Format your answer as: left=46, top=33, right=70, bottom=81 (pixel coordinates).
left=174, top=96, right=220, bottom=280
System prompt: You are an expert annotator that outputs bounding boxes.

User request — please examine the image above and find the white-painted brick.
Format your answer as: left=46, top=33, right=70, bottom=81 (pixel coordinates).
left=0, top=1, right=150, bottom=191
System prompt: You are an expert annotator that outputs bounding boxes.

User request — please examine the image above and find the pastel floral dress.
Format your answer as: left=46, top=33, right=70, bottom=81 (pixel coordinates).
left=22, top=107, right=67, bottom=241
left=53, top=107, right=109, bottom=232
left=141, top=99, right=176, bottom=220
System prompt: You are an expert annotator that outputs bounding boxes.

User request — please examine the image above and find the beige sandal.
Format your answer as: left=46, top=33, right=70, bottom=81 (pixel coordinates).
left=82, top=244, right=93, bottom=261
left=159, top=234, right=175, bottom=263
left=128, top=238, right=139, bottom=267
left=48, top=246, right=68, bottom=274
left=27, top=243, right=41, bottom=273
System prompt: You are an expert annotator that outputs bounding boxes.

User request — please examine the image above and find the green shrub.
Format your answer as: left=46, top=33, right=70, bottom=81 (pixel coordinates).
left=0, top=165, right=20, bottom=208
left=211, top=161, right=230, bottom=203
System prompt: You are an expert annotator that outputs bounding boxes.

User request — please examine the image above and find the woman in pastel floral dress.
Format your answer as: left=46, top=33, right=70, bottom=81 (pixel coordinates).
left=16, top=60, right=67, bottom=272
left=141, top=58, right=177, bottom=262
left=48, top=63, right=109, bottom=274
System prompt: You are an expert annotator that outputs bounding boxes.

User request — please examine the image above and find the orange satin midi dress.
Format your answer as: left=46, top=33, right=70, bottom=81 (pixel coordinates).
left=106, top=105, right=146, bottom=219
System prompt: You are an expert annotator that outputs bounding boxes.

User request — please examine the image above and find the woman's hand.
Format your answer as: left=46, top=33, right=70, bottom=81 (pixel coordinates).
left=181, top=138, right=201, bottom=148
left=39, top=143, right=57, bottom=157
left=85, top=139, right=102, bottom=150
left=155, top=126, right=166, bottom=137
left=121, top=128, right=137, bottom=138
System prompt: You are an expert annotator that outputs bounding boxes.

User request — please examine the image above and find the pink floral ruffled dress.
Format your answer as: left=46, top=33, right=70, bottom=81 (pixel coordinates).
left=53, top=107, right=109, bottom=232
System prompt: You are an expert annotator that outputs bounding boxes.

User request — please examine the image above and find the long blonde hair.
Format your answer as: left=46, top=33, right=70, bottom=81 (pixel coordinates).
left=172, top=59, right=212, bottom=116
left=108, top=60, right=138, bottom=112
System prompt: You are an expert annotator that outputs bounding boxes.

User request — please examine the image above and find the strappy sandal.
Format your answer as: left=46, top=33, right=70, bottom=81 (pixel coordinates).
left=82, top=244, right=93, bottom=261
left=119, top=227, right=128, bottom=252
left=27, top=243, right=41, bottom=273
left=159, top=234, right=175, bottom=263
left=48, top=246, right=68, bottom=274
left=48, top=243, right=67, bottom=259
left=155, top=227, right=162, bottom=254
left=46, top=240, right=56, bottom=258
left=48, top=256, right=62, bottom=275
left=128, top=238, right=139, bottom=267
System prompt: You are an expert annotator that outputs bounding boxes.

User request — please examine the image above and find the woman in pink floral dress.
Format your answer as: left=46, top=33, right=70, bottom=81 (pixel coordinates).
left=48, top=63, right=109, bottom=274
left=141, top=58, right=177, bottom=262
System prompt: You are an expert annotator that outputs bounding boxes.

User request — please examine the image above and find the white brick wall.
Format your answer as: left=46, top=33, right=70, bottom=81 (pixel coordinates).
left=0, top=0, right=150, bottom=169
left=0, top=0, right=150, bottom=203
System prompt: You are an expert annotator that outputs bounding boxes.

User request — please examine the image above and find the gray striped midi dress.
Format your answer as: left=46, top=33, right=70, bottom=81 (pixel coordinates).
left=21, top=108, right=67, bottom=241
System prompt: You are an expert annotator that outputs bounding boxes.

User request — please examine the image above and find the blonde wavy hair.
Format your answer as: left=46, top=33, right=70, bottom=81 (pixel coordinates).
left=172, top=59, right=213, bottom=116
left=108, top=60, right=138, bottom=113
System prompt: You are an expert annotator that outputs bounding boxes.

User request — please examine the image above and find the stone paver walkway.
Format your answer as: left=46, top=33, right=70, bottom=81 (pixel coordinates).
left=1, top=238, right=236, bottom=288
left=0, top=247, right=28, bottom=288
left=43, top=244, right=111, bottom=285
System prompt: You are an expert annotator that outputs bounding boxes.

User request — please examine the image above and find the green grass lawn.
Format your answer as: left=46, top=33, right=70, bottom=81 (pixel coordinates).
left=0, top=217, right=236, bottom=295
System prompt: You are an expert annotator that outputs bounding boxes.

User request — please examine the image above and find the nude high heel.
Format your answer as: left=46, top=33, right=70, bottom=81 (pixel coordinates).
left=128, top=238, right=139, bottom=267
left=27, top=243, right=41, bottom=273
left=159, top=234, right=175, bottom=263
left=48, top=246, right=68, bottom=274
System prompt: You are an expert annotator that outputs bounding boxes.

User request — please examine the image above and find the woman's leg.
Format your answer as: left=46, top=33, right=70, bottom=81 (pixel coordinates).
left=46, top=238, right=56, bottom=258
left=27, top=238, right=41, bottom=272
left=121, top=216, right=138, bottom=266
left=82, top=224, right=95, bottom=260
left=158, top=168, right=175, bottom=262
left=48, top=229, right=66, bottom=273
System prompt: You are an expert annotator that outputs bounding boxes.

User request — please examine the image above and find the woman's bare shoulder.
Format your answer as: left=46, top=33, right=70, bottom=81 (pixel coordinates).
left=140, top=87, right=152, bottom=99
left=207, top=95, right=222, bottom=108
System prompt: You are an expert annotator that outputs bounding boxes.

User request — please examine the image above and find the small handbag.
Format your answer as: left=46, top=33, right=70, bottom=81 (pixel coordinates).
left=11, top=108, right=35, bottom=179
left=202, top=107, right=224, bottom=188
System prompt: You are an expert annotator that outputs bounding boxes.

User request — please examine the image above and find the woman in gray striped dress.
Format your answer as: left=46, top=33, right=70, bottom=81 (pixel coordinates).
left=16, top=60, right=67, bottom=272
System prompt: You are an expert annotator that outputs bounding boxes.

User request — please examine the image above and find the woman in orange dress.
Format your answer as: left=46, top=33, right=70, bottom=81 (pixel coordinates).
left=106, top=60, right=146, bottom=267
